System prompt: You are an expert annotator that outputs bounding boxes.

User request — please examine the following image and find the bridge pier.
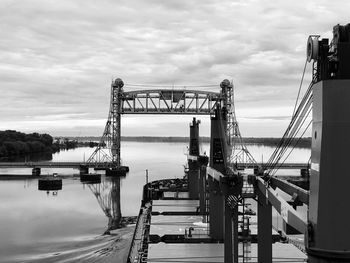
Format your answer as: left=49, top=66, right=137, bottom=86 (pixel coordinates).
left=79, top=165, right=89, bottom=175
left=32, top=167, right=41, bottom=176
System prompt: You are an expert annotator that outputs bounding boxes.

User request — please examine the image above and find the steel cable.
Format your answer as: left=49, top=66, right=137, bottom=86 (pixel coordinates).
left=268, top=95, right=312, bottom=174
left=264, top=69, right=316, bottom=175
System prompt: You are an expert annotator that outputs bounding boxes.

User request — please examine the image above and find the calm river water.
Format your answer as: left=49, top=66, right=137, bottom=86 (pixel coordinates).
left=0, top=142, right=310, bottom=262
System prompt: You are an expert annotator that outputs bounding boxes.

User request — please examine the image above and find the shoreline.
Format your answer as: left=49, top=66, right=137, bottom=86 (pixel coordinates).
left=64, top=136, right=312, bottom=149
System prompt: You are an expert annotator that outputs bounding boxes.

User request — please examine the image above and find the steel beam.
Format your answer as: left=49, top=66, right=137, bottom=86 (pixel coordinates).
left=206, top=167, right=225, bottom=182
left=269, top=177, right=309, bottom=205
left=122, top=89, right=221, bottom=115
left=256, top=177, right=307, bottom=234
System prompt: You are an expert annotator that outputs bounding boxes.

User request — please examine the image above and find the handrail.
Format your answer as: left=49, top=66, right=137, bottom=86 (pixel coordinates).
left=127, top=202, right=151, bottom=263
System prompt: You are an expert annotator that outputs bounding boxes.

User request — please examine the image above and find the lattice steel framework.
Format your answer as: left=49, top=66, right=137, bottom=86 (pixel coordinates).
left=87, top=78, right=256, bottom=169
left=219, top=80, right=257, bottom=169
left=122, top=89, right=221, bottom=114
left=87, top=78, right=124, bottom=168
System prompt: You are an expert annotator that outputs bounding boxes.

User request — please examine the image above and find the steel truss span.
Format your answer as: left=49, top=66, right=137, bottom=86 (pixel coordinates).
left=122, top=89, right=221, bottom=115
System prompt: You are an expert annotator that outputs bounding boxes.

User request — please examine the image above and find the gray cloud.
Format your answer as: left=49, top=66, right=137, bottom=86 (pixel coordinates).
left=0, top=0, right=349, bottom=136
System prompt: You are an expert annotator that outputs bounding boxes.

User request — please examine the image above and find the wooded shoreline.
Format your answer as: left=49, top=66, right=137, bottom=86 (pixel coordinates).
left=68, top=136, right=312, bottom=148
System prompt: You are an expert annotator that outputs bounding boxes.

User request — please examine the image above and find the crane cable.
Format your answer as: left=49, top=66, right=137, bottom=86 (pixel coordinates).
left=270, top=104, right=312, bottom=175
left=271, top=119, right=312, bottom=176
left=292, top=59, right=308, bottom=116
left=264, top=59, right=314, bottom=175
left=266, top=85, right=313, bottom=174
left=267, top=67, right=313, bottom=166
left=268, top=93, right=313, bottom=174
left=265, top=87, right=310, bottom=169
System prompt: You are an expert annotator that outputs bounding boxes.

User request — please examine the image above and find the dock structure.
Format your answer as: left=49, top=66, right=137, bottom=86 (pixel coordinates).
left=0, top=161, right=108, bottom=169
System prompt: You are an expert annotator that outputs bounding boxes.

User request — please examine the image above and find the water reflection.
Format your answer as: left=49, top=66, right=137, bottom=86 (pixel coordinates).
left=88, top=177, right=122, bottom=235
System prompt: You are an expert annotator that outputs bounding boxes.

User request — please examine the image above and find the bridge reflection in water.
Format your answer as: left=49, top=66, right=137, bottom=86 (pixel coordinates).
left=87, top=177, right=122, bottom=235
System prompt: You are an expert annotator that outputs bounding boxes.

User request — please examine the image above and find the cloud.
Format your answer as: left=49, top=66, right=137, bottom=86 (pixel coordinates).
left=0, top=0, right=349, bottom=136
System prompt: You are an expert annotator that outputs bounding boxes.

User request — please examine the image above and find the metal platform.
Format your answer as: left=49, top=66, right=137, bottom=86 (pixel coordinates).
left=147, top=196, right=307, bottom=262
left=148, top=243, right=307, bottom=263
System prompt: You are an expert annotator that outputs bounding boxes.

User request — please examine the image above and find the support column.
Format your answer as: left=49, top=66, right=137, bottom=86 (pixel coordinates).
left=257, top=190, right=272, bottom=263
left=199, top=165, right=206, bottom=215
left=224, top=197, right=233, bottom=263
left=188, top=161, right=199, bottom=199
left=232, top=204, right=239, bottom=263
left=208, top=176, right=224, bottom=240
left=199, top=156, right=209, bottom=215
left=221, top=176, right=242, bottom=263
left=188, top=117, right=200, bottom=199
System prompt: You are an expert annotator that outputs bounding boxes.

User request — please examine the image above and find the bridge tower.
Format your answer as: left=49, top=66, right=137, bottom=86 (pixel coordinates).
left=307, top=24, right=350, bottom=262
left=220, top=79, right=256, bottom=168
left=87, top=78, right=125, bottom=172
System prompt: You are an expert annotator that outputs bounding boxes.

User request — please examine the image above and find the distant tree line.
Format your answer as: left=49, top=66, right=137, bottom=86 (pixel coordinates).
left=59, top=136, right=312, bottom=148
left=119, top=136, right=312, bottom=148
left=241, top=137, right=311, bottom=148
left=54, top=137, right=78, bottom=149
left=0, top=130, right=99, bottom=160
left=0, top=130, right=59, bottom=159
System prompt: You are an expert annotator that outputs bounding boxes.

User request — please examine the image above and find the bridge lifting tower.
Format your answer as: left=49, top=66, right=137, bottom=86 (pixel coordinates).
left=87, top=78, right=125, bottom=173
left=219, top=80, right=256, bottom=171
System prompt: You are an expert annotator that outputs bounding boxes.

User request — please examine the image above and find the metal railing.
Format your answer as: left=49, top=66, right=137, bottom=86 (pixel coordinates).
left=127, top=203, right=151, bottom=263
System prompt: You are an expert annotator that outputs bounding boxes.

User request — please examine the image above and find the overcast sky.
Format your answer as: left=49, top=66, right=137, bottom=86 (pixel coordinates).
left=0, top=0, right=349, bottom=137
